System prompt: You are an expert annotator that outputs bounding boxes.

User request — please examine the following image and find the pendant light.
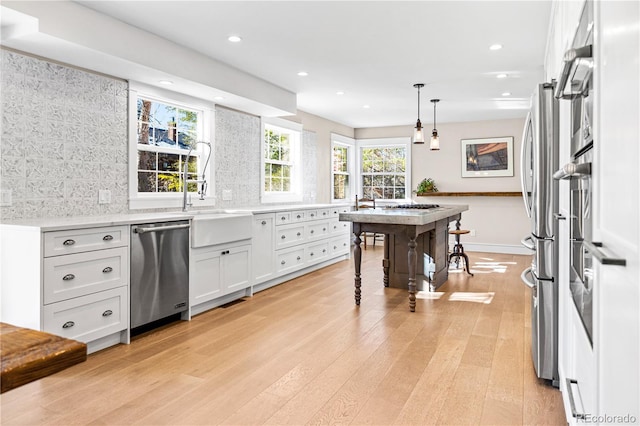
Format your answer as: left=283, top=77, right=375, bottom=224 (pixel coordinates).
left=412, top=83, right=425, bottom=144
left=430, top=99, right=440, bottom=151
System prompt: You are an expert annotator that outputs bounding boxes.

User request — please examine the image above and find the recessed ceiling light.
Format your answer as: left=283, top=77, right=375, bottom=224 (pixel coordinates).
left=489, top=44, right=503, bottom=51
left=502, top=92, right=512, bottom=96
left=336, top=91, right=345, bottom=96
left=297, top=71, right=308, bottom=77
left=363, top=105, right=370, bottom=109
left=158, top=80, right=173, bottom=85
left=496, top=73, right=508, bottom=79
left=227, top=35, right=242, bottom=43
left=214, top=96, right=225, bottom=101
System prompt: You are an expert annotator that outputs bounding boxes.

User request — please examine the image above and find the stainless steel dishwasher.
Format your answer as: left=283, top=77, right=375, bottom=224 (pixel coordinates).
left=130, top=220, right=190, bottom=329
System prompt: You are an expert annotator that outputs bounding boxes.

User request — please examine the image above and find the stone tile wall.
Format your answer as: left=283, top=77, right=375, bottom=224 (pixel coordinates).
left=0, top=49, right=318, bottom=221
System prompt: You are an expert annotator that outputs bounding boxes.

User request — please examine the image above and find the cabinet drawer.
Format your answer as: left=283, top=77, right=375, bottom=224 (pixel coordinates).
left=290, top=210, right=306, bottom=222
left=276, top=223, right=305, bottom=249
left=306, top=221, right=330, bottom=241
left=43, top=247, right=128, bottom=304
left=306, top=241, right=329, bottom=264
left=275, top=212, right=292, bottom=225
left=276, top=247, right=306, bottom=275
left=330, top=206, right=351, bottom=217
left=317, top=208, right=331, bottom=220
left=330, top=220, right=351, bottom=235
left=44, top=226, right=128, bottom=257
left=329, top=236, right=351, bottom=256
left=305, top=210, right=319, bottom=221
left=43, top=286, right=127, bottom=343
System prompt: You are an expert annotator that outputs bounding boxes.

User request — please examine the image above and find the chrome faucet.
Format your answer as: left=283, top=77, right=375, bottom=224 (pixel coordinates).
left=182, top=141, right=212, bottom=212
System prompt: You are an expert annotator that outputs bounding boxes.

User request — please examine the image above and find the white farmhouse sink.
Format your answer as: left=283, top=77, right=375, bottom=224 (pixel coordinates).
left=182, top=211, right=253, bottom=248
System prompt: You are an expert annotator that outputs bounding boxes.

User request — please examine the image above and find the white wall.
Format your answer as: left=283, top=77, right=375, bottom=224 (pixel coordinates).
left=355, top=118, right=530, bottom=253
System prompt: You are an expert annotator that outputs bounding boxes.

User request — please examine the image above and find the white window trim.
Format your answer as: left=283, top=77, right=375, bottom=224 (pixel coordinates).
left=260, top=116, right=303, bottom=204
left=356, top=137, right=412, bottom=204
left=331, top=133, right=356, bottom=203
left=128, top=81, right=216, bottom=210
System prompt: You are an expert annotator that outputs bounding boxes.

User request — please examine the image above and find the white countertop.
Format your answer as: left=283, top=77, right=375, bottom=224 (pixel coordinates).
left=0, top=203, right=352, bottom=232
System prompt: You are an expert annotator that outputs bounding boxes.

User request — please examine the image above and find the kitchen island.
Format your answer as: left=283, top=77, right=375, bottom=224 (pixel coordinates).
left=339, top=204, right=469, bottom=312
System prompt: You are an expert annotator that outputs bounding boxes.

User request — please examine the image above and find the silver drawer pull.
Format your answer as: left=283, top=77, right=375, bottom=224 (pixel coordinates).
left=566, top=379, right=587, bottom=420
left=63, top=239, right=75, bottom=246
left=103, top=235, right=114, bottom=241
left=296, top=256, right=301, bottom=261
left=297, top=232, right=301, bottom=236
left=334, top=226, right=337, bottom=229
left=102, top=310, right=113, bottom=317
left=261, top=220, right=267, bottom=225
left=62, top=274, right=75, bottom=281
left=281, top=260, right=286, bottom=265
left=322, top=249, right=326, bottom=253
left=310, top=230, right=314, bottom=234
left=102, top=266, right=113, bottom=273
left=311, top=214, right=315, bottom=217
left=281, top=216, right=286, bottom=221
left=62, top=321, right=75, bottom=329
left=322, top=228, right=326, bottom=231
left=323, top=212, right=327, bottom=216
left=297, top=215, right=301, bottom=219
left=281, top=235, right=286, bottom=239
left=310, top=252, right=314, bottom=256
left=334, top=246, right=337, bottom=249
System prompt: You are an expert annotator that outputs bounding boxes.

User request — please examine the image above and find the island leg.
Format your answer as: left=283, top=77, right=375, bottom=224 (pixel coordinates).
left=408, top=236, right=417, bottom=312
left=383, top=233, right=390, bottom=287
left=353, top=225, right=362, bottom=306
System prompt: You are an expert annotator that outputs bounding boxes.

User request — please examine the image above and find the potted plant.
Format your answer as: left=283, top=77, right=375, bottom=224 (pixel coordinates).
left=414, top=178, right=439, bottom=195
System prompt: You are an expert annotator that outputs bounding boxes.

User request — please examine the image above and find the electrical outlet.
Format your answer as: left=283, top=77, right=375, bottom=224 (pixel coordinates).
left=98, top=190, right=111, bottom=204
left=0, top=189, right=12, bottom=207
left=222, top=189, right=232, bottom=201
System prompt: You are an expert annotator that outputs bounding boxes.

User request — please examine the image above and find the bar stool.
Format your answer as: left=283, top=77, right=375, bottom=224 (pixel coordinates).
left=449, top=225, right=474, bottom=277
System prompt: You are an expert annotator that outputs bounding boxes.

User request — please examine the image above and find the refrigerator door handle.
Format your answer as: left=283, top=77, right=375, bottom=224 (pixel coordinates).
left=520, top=112, right=533, bottom=218
left=520, top=267, right=535, bottom=289
left=521, top=235, right=535, bottom=251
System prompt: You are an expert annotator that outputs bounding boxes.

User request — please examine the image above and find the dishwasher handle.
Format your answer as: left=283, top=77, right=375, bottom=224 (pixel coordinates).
left=133, top=223, right=190, bottom=234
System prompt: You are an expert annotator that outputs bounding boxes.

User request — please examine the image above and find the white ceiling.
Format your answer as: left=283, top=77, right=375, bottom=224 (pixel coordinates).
left=72, top=2, right=551, bottom=128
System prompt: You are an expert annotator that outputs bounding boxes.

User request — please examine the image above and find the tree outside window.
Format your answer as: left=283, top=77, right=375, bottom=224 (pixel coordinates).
left=360, top=147, right=406, bottom=199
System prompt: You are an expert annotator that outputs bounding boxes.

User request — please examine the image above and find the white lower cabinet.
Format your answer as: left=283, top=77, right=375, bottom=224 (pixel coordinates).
left=252, top=213, right=275, bottom=284
left=191, top=242, right=252, bottom=308
left=276, top=246, right=306, bottom=275
left=43, top=286, right=128, bottom=344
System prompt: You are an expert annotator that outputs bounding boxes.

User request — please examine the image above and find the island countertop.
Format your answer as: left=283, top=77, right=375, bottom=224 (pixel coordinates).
left=339, top=204, right=469, bottom=226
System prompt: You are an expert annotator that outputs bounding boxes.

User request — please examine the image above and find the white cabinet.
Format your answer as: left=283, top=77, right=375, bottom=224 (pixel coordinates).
left=0, top=224, right=130, bottom=354
left=254, top=204, right=351, bottom=292
left=252, top=213, right=275, bottom=284
left=191, top=242, right=252, bottom=310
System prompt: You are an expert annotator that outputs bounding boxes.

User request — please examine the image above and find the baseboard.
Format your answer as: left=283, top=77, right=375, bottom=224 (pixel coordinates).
left=463, top=242, right=534, bottom=255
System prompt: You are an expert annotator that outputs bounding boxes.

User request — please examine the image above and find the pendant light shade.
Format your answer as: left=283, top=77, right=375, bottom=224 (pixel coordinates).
left=430, top=99, right=440, bottom=151
left=412, top=84, right=425, bottom=144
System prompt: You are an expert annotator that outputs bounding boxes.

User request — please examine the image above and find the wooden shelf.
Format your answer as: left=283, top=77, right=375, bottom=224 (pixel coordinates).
left=416, top=191, right=522, bottom=197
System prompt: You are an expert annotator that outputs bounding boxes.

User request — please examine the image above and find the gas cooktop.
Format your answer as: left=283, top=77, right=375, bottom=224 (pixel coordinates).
left=388, top=204, right=440, bottom=209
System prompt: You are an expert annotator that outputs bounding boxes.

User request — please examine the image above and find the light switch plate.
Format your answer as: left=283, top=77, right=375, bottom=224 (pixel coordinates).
left=222, top=189, right=232, bottom=201
left=98, top=189, right=111, bottom=204
left=0, top=189, right=12, bottom=207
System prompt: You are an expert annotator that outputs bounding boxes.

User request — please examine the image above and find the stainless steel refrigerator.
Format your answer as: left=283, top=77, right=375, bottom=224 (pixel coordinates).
left=520, top=82, right=559, bottom=385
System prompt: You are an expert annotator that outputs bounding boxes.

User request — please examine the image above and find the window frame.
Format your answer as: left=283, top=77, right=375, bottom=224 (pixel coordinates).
left=260, top=117, right=303, bottom=204
left=356, top=137, right=412, bottom=204
left=330, top=133, right=356, bottom=203
left=128, top=82, right=215, bottom=210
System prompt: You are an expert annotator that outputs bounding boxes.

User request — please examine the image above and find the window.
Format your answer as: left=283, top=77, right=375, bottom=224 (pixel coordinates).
left=357, top=138, right=411, bottom=201
left=129, top=82, right=214, bottom=209
left=261, top=117, right=302, bottom=203
left=331, top=133, right=355, bottom=202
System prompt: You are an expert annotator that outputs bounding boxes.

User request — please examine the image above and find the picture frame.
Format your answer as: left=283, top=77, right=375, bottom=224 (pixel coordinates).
left=461, top=136, right=514, bottom=178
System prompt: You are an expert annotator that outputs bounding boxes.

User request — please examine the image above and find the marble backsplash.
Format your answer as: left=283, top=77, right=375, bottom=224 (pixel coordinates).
left=0, top=49, right=317, bottom=221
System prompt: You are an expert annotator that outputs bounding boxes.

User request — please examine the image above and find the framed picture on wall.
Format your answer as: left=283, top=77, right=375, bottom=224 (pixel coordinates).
left=461, top=136, right=514, bottom=177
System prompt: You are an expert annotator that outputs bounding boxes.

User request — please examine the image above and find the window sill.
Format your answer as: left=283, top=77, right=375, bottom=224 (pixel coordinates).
left=129, top=195, right=216, bottom=210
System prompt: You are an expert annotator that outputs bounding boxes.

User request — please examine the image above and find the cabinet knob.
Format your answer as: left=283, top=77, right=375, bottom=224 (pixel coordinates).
left=103, top=235, right=114, bottom=241
left=221, top=250, right=230, bottom=255
left=102, top=266, right=113, bottom=273
left=63, top=239, right=75, bottom=246
left=334, top=226, right=337, bottom=229
left=323, top=212, right=327, bottom=216
left=281, top=216, right=286, bottom=221
left=322, top=228, right=326, bottom=232
left=281, top=235, right=286, bottom=239
left=102, top=310, right=113, bottom=317
left=297, top=232, right=301, bottom=236
left=310, top=252, right=314, bottom=256
left=281, top=260, right=286, bottom=265
left=334, top=246, right=337, bottom=250
left=310, top=230, right=314, bottom=234
left=296, top=256, right=301, bottom=261
left=62, top=273, right=75, bottom=281
left=62, top=321, right=75, bottom=329
left=322, top=249, right=326, bottom=253
left=297, top=215, right=301, bottom=219
left=261, top=220, right=267, bottom=225
left=311, top=214, right=315, bottom=217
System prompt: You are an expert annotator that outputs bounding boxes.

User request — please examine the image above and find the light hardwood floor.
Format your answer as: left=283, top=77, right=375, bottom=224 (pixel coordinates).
left=1, top=247, right=566, bottom=425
